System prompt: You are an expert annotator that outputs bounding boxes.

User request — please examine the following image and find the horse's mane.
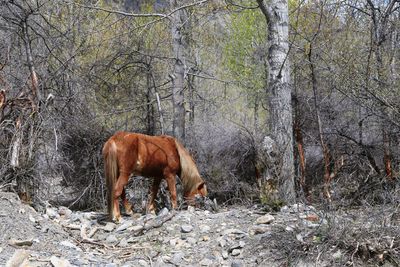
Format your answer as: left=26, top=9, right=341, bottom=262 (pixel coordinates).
left=174, top=139, right=204, bottom=195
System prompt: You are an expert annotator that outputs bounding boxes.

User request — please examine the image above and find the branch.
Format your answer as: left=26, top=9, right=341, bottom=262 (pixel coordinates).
left=256, top=0, right=271, bottom=25
left=67, top=0, right=209, bottom=20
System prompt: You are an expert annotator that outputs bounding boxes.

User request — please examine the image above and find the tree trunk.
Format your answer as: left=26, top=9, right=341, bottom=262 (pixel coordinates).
left=170, top=0, right=187, bottom=141
left=258, top=0, right=296, bottom=203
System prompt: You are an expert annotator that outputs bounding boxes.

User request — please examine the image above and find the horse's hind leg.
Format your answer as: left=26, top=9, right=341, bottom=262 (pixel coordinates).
left=147, top=177, right=161, bottom=214
left=122, top=187, right=133, bottom=215
left=165, top=174, right=178, bottom=210
left=113, top=173, right=130, bottom=222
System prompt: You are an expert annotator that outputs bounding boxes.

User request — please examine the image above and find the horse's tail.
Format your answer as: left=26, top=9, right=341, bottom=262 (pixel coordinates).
left=174, top=139, right=204, bottom=195
left=103, top=140, right=118, bottom=218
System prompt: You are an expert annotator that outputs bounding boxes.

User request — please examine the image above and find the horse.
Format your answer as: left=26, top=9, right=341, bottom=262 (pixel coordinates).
left=102, top=131, right=207, bottom=222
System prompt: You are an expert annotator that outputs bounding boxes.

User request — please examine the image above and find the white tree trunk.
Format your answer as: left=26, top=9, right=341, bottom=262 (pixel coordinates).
left=170, top=0, right=187, bottom=141
left=258, top=0, right=296, bottom=203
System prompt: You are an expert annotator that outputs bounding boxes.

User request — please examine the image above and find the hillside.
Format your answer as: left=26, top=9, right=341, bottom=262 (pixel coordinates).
left=1, top=191, right=398, bottom=266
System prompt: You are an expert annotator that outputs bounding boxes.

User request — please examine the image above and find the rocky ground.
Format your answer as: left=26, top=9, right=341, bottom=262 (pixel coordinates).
left=0, top=191, right=399, bottom=266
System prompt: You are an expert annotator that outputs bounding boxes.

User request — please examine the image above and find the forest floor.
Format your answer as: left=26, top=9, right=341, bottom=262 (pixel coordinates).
left=0, top=191, right=399, bottom=267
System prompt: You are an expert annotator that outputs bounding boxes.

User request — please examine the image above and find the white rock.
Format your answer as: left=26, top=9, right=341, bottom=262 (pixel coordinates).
left=58, top=207, right=72, bottom=219
left=118, top=238, right=128, bottom=247
left=29, top=215, right=36, bottom=223
left=46, top=208, right=59, bottom=219
left=5, top=249, right=29, bottom=267
left=200, top=225, right=211, bottom=233
left=129, top=225, right=144, bottom=232
left=106, top=235, right=118, bottom=244
left=181, top=224, right=194, bottom=233
left=50, top=256, right=73, bottom=267
left=60, top=240, right=82, bottom=251
left=231, top=249, right=241, bottom=256
left=158, top=207, right=169, bottom=217
left=222, top=250, right=229, bottom=259
left=103, top=222, right=116, bottom=232
left=116, top=221, right=133, bottom=232
left=256, top=214, right=275, bottom=224
left=138, top=259, right=148, bottom=267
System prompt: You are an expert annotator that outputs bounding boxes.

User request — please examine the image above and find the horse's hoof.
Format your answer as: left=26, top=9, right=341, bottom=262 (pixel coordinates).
left=112, top=215, right=122, bottom=224
left=125, top=209, right=133, bottom=215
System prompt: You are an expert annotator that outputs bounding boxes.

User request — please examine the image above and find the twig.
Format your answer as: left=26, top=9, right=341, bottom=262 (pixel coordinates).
left=350, top=242, right=360, bottom=266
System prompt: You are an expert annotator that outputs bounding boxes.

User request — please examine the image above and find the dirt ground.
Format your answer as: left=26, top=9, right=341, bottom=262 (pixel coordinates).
left=0, top=191, right=399, bottom=266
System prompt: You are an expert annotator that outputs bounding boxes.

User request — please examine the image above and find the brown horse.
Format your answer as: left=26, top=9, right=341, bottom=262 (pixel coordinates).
left=102, top=131, right=207, bottom=222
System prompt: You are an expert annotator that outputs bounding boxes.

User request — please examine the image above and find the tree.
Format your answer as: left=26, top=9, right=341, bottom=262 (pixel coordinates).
left=257, top=0, right=296, bottom=203
left=170, top=0, right=188, bottom=141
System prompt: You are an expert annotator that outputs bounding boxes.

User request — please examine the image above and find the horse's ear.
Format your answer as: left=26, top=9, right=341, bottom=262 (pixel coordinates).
left=197, top=182, right=206, bottom=191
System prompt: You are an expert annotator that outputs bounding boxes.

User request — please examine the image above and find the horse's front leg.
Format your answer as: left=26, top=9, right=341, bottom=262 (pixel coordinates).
left=113, top=173, right=130, bottom=222
left=122, top=187, right=133, bottom=215
left=165, top=174, right=178, bottom=210
left=147, top=177, right=161, bottom=214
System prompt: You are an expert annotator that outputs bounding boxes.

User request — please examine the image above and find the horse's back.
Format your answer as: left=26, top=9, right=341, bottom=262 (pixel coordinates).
left=104, top=131, right=180, bottom=177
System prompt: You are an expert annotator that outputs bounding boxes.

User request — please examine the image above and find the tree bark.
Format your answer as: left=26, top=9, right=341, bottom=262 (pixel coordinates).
left=258, top=0, right=296, bottom=203
left=170, top=0, right=187, bottom=141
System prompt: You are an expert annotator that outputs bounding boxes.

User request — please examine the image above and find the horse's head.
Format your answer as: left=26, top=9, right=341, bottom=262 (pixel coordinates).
left=185, top=181, right=207, bottom=205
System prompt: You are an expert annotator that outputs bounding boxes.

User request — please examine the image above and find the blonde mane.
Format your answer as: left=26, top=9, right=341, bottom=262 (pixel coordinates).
left=174, top=139, right=204, bottom=195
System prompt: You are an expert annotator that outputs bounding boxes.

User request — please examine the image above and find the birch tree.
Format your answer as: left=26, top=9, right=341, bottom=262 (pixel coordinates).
left=170, top=0, right=188, bottom=141
left=257, top=0, right=296, bottom=203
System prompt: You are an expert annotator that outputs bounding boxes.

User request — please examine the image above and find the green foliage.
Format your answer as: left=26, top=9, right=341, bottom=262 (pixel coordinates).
left=223, top=7, right=266, bottom=109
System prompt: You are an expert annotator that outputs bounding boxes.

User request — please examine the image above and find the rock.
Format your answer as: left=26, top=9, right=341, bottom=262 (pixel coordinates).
left=103, top=222, right=116, bottom=232
left=58, top=206, right=72, bottom=219
left=296, top=233, right=304, bottom=242
left=199, top=258, right=213, bottom=266
left=256, top=214, right=275, bottom=224
left=46, top=207, right=59, bottom=219
left=187, top=206, right=195, bottom=213
left=285, top=226, right=295, bottom=232
left=229, top=241, right=245, bottom=252
left=223, top=228, right=247, bottom=237
left=5, top=249, right=29, bottom=267
left=332, top=250, right=342, bottom=260
left=116, top=220, right=133, bottom=232
left=251, top=226, right=270, bottom=235
left=181, top=224, right=194, bottom=233
left=29, top=214, right=36, bottom=223
left=281, top=205, right=289, bottom=212
left=202, top=235, right=210, bottom=241
left=138, top=259, right=149, bottom=267
left=129, top=224, right=144, bottom=232
left=60, top=240, right=81, bottom=251
left=219, top=238, right=227, bottom=248
left=222, top=250, right=229, bottom=259
left=118, top=237, right=128, bottom=247
left=200, top=225, right=211, bottom=233
left=158, top=207, right=169, bottom=217
left=171, top=252, right=185, bottom=265
left=186, top=237, right=197, bottom=245
left=231, top=249, right=241, bottom=256
left=231, top=260, right=244, bottom=267
left=50, top=256, right=73, bottom=267
left=106, top=235, right=118, bottom=244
